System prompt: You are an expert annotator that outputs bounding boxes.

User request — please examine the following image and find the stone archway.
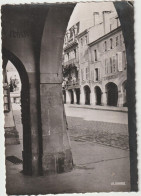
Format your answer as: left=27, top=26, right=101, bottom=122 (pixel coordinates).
left=84, top=85, right=91, bottom=105
left=3, top=48, right=32, bottom=175
left=94, top=86, right=102, bottom=105
left=106, top=82, right=118, bottom=106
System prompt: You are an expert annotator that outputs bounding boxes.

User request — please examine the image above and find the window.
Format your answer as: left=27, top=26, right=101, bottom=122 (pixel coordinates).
left=110, top=38, right=113, bottom=49
left=105, top=59, right=108, bottom=74
left=117, top=52, right=123, bottom=71
left=94, top=49, right=97, bottom=61
left=110, top=58, right=112, bottom=73
left=104, top=41, right=107, bottom=51
left=95, top=68, right=98, bottom=81
left=116, top=36, right=119, bottom=46
left=74, top=49, right=76, bottom=58
left=113, top=56, right=116, bottom=72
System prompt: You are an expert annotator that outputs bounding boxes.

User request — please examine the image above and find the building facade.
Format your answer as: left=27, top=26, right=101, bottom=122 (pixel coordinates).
left=62, top=11, right=127, bottom=107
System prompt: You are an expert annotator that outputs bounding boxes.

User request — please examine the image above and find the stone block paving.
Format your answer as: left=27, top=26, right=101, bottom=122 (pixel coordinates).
left=67, top=116, right=129, bottom=150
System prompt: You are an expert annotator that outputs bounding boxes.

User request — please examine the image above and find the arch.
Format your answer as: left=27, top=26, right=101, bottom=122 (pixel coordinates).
left=2, top=47, right=32, bottom=175
left=94, top=86, right=102, bottom=105
left=106, top=82, right=118, bottom=106
left=84, top=85, right=91, bottom=105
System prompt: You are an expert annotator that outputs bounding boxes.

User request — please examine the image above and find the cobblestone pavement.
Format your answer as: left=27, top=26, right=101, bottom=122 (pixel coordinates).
left=67, top=116, right=129, bottom=150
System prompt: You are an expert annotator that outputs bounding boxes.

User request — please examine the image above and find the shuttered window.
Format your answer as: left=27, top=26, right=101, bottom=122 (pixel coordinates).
left=117, top=52, right=123, bottom=71
left=113, top=55, right=116, bottom=72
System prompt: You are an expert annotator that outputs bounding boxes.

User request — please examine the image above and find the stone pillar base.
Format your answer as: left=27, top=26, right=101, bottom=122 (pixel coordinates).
left=5, top=126, right=20, bottom=145
left=42, top=149, right=73, bottom=175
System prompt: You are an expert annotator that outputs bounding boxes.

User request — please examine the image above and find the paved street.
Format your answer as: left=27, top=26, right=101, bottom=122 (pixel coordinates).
left=65, top=104, right=128, bottom=124
left=6, top=103, right=130, bottom=194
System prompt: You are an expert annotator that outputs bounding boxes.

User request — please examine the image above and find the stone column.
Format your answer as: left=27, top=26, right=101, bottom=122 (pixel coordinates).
left=39, top=6, right=74, bottom=175
left=40, top=82, right=73, bottom=174
left=118, top=90, right=124, bottom=107
left=22, top=72, right=40, bottom=176
left=90, top=88, right=96, bottom=105
left=66, top=90, right=71, bottom=104
left=80, top=86, right=85, bottom=105
left=101, top=91, right=107, bottom=106
left=73, top=89, right=77, bottom=104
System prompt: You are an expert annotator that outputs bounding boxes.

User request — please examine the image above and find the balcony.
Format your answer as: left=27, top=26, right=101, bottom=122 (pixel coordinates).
left=64, top=38, right=78, bottom=51
left=63, top=58, right=79, bottom=67
left=64, top=79, right=80, bottom=89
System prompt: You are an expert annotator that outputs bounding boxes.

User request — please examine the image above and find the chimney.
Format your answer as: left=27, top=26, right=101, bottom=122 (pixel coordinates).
left=93, top=12, right=99, bottom=26
left=102, top=11, right=112, bottom=34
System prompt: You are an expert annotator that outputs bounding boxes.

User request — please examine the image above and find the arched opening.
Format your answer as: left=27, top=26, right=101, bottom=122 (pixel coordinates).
left=106, top=82, right=118, bottom=106
left=3, top=48, right=32, bottom=175
left=122, top=80, right=127, bottom=107
left=84, top=85, right=91, bottom=105
left=74, top=88, right=80, bottom=104
left=68, top=89, right=74, bottom=104
left=94, top=86, right=102, bottom=105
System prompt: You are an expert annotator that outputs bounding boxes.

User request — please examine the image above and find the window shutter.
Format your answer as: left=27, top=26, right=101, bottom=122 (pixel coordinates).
left=117, top=52, right=123, bottom=71
left=112, top=55, right=116, bottom=72
left=97, top=50, right=100, bottom=61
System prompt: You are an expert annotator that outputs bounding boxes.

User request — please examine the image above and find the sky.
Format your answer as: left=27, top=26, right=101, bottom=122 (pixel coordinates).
left=67, top=2, right=116, bottom=33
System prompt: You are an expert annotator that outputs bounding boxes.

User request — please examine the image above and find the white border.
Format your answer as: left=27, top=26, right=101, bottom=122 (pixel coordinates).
left=0, top=0, right=140, bottom=195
